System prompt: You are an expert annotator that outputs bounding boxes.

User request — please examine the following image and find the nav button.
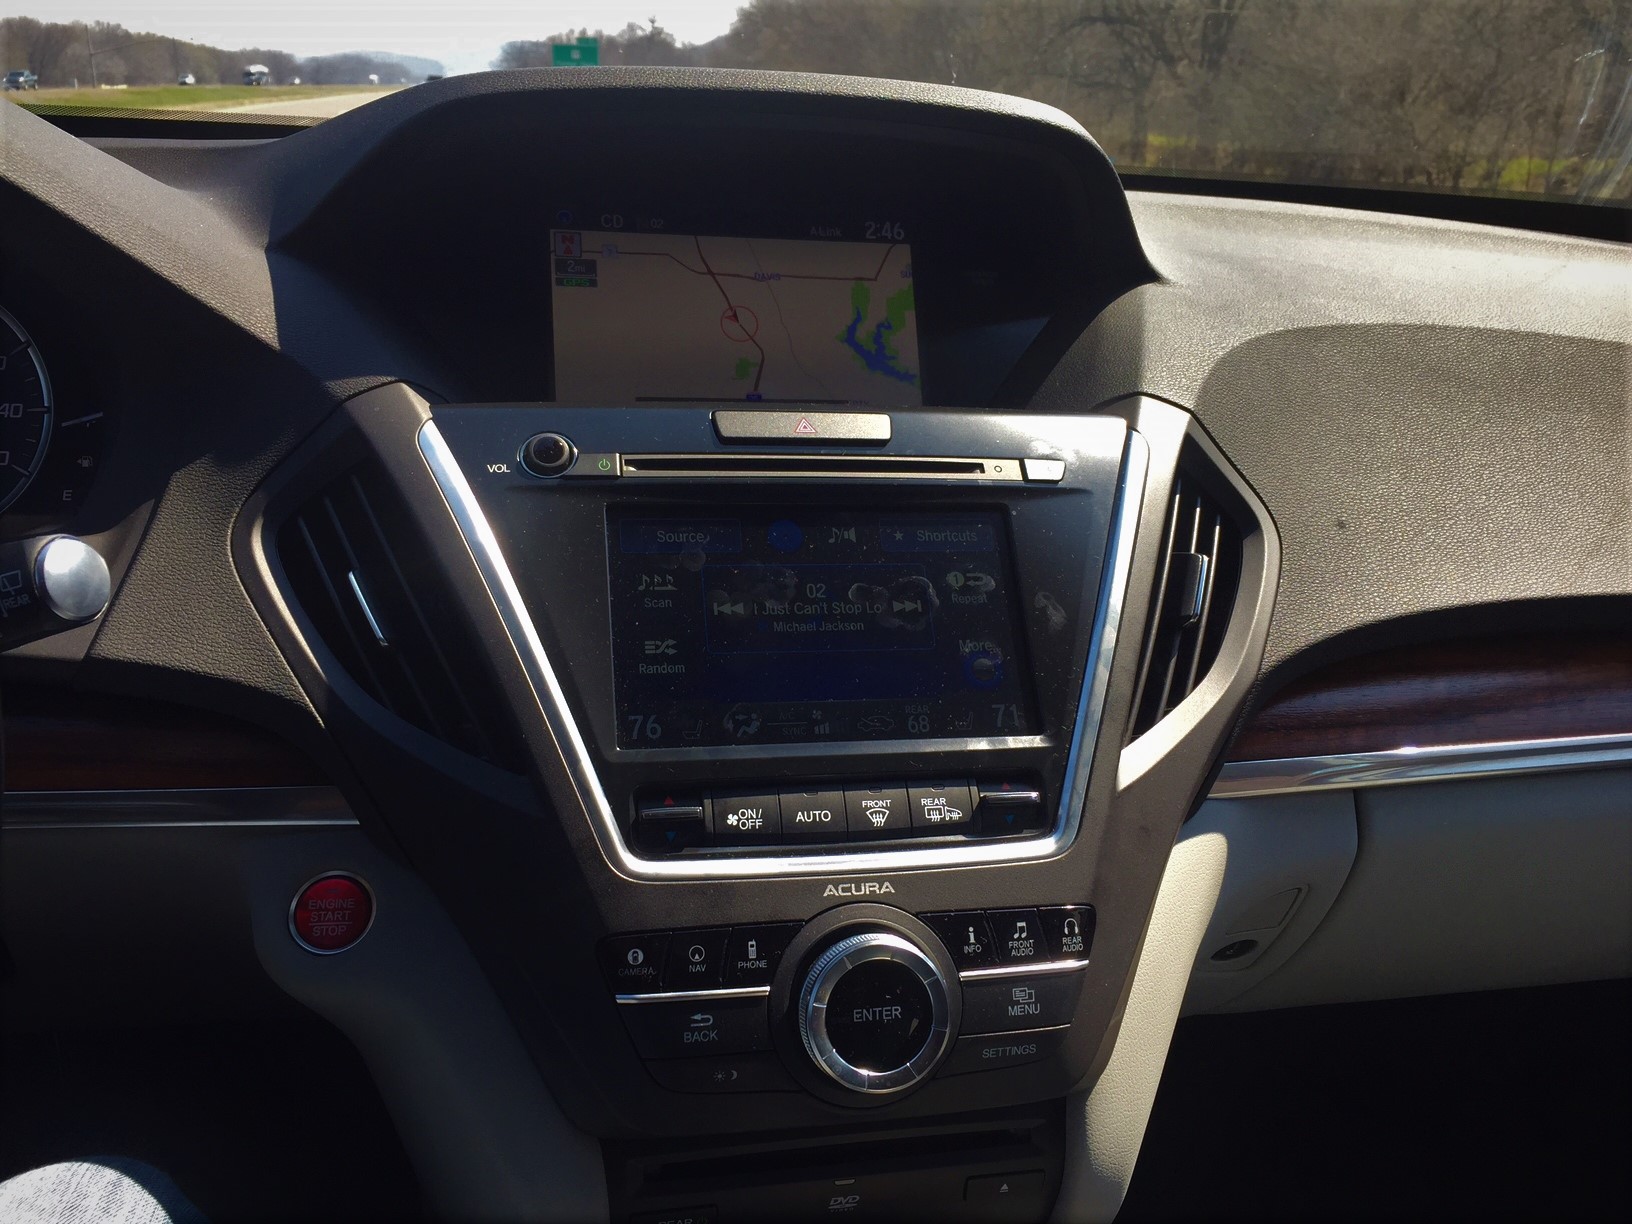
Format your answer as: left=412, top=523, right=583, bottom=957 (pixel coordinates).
left=662, top=927, right=731, bottom=990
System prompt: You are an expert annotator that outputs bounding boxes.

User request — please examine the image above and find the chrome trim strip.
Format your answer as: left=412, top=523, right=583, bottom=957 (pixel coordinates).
left=619, top=453, right=1025, bottom=481
left=418, top=420, right=1146, bottom=880
left=615, top=986, right=772, bottom=1005
left=959, top=958, right=1091, bottom=982
left=0, top=785, right=358, bottom=830
left=1209, top=733, right=1632, bottom=799
left=347, top=570, right=390, bottom=646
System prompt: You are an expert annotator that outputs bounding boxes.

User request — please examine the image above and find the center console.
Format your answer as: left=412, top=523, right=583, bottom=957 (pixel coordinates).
left=244, top=367, right=1274, bottom=1222
left=395, top=399, right=1158, bottom=1214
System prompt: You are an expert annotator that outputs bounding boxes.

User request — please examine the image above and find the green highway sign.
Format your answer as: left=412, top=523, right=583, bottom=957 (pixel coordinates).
left=552, top=37, right=600, bottom=66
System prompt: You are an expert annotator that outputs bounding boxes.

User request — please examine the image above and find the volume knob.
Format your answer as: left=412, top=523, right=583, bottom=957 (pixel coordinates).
left=797, top=931, right=951, bottom=1093
left=519, top=432, right=576, bottom=477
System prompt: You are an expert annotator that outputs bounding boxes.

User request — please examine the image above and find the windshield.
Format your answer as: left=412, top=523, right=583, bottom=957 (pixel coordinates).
left=3, top=1, right=1628, bottom=205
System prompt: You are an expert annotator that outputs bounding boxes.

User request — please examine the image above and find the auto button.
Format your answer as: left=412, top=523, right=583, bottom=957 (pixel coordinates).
left=781, top=787, right=846, bottom=843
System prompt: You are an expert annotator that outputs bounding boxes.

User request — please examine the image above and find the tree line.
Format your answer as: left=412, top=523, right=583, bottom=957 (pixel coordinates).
left=497, top=0, right=1630, bottom=203
left=0, top=17, right=416, bottom=88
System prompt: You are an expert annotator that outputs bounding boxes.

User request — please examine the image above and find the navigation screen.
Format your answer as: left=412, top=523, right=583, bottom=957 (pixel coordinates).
left=605, top=508, right=1036, bottom=749
left=550, top=229, right=921, bottom=406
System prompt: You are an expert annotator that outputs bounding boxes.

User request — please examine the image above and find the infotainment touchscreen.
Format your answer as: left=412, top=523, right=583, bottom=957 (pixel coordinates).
left=606, top=508, right=1037, bottom=749
left=550, top=229, right=921, bottom=407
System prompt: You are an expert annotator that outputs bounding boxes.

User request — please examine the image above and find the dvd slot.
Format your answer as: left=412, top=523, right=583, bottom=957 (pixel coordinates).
left=619, top=454, right=1024, bottom=480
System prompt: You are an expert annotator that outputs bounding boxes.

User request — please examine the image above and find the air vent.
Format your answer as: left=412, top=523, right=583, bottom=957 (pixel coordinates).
left=277, top=463, right=520, bottom=768
left=1127, top=467, right=1243, bottom=739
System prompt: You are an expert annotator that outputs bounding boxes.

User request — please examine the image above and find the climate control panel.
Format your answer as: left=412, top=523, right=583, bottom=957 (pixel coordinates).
left=633, top=779, right=1047, bottom=853
left=599, top=903, right=1094, bottom=1102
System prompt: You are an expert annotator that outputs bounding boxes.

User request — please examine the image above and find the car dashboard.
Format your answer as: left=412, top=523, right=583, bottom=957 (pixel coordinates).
left=1, top=68, right=1628, bottom=1223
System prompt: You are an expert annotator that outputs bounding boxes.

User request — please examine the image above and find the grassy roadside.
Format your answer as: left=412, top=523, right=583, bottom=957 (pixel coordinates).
left=5, top=84, right=400, bottom=111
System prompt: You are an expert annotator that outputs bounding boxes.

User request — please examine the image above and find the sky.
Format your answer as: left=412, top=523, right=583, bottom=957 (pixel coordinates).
left=12, top=1, right=750, bottom=75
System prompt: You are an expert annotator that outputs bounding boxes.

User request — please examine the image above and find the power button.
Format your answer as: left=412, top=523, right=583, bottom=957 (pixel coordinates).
left=289, top=873, right=375, bottom=954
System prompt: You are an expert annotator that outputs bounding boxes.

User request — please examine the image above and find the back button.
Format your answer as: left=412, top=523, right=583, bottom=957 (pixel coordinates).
left=619, top=997, right=772, bottom=1059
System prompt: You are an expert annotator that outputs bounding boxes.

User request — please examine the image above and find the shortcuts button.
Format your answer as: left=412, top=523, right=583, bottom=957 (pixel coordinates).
left=844, top=784, right=911, bottom=839
left=662, top=927, right=730, bottom=989
left=907, top=781, right=975, bottom=832
left=781, top=787, right=846, bottom=842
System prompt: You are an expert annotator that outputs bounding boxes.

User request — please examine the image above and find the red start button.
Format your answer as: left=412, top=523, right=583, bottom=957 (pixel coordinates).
left=290, top=873, right=375, bottom=953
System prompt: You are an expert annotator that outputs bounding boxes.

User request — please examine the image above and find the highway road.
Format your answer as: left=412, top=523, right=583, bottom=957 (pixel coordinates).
left=222, top=91, right=396, bottom=118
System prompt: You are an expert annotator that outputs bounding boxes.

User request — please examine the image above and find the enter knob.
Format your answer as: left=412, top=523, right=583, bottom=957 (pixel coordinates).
left=797, top=930, right=951, bottom=1093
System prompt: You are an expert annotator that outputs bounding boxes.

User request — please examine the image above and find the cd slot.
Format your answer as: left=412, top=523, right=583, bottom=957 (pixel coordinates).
left=619, top=453, right=1024, bottom=480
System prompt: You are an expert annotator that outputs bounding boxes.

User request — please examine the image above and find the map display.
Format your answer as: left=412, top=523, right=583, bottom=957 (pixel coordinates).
left=549, top=230, right=921, bottom=406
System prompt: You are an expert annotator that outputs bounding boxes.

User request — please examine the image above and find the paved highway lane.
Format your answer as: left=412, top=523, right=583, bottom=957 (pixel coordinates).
left=222, top=90, right=396, bottom=118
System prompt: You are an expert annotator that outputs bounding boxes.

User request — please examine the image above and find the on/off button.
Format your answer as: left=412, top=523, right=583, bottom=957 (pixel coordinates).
left=781, top=788, right=846, bottom=842
left=289, top=873, right=375, bottom=954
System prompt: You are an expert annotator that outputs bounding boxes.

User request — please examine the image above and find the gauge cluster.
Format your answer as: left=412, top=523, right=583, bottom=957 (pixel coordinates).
left=0, top=304, right=108, bottom=538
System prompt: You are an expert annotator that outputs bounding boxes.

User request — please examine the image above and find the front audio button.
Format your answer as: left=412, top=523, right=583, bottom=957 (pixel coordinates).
left=987, top=908, right=1049, bottom=964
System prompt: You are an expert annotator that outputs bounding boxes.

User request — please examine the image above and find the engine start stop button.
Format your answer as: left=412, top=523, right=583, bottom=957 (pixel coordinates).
left=290, top=873, right=375, bottom=954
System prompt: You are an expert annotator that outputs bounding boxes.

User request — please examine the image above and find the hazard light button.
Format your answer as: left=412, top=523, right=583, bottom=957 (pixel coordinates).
left=711, top=410, right=891, bottom=445
left=289, top=873, right=375, bottom=954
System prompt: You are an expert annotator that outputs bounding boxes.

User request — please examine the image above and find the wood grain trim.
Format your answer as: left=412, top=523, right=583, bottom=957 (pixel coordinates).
left=4, top=690, right=328, bottom=791
left=1228, top=634, right=1632, bottom=762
